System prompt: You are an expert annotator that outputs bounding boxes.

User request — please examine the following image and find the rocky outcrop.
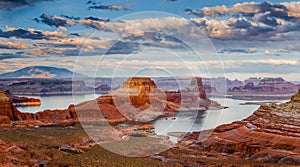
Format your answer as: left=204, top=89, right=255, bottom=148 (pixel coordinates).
left=229, top=77, right=299, bottom=100
left=179, top=77, right=221, bottom=110
left=4, top=90, right=41, bottom=106
left=0, top=77, right=221, bottom=127
left=158, top=90, right=300, bottom=166
left=0, top=91, right=15, bottom=121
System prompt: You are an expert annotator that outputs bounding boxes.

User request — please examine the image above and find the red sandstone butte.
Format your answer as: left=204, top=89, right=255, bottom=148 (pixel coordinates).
left=158, top=90, right=300, bottom=166
left=0, top=77, right=221, bottom=127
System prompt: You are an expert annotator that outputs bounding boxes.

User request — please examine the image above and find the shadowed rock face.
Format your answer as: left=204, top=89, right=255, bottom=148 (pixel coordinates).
left=0, top=77, right=221, bottom=127
left=158, top=90, right=300, bottom=166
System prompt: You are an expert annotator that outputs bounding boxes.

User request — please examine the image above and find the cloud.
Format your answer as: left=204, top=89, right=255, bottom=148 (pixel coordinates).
left=88, top=4, right=132, bottom=11
left=78, top=19, right=106, bottom=29
left=186, top=1, right=300, bottom=41
left=219, top=47, right=257, bottom=54
left=34, top=14, right=109, bottom=30
left=34, top=13, right=75, bottom=28
left=0, top=53, right=23, bottom=60
left=0, top=40, right=29, bottom=49
left=85, top=16, right=109, bottom=22
left=185, top=2, right=290, bottom=19
left=106, top=41, right=139, bottom=54
left=61, top=15, right=80, bottom=21
left=0, top=0, right=52, bottom=9
left=282, top=2, right=300, bottom=18
left=264, top=49, right=274, bottom=55
left=100, top=17, right=207, bottom=43
left=0, top=26, right=67, bottom=40
left=121, top=32, right=183, bottom=49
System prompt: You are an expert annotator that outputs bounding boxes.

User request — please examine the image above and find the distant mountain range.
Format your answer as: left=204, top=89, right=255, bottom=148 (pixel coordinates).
left=0, top=66, right=85, bottom=78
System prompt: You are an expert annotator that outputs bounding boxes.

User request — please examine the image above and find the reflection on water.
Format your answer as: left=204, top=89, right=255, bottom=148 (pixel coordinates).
left=151, top=110, right=206, bottom=137
left=152, top=110, right=204, bottom=135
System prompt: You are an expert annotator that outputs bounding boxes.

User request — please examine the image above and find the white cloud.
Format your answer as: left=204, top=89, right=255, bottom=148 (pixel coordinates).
left=264, top=49, right=273, bottom=55
left=0, top=40, right=29, bottom=49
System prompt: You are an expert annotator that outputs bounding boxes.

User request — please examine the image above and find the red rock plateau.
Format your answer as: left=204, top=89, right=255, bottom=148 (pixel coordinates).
left=0, top=77, right=221, bottom=127
left=157, top=90, right=300, bottom=166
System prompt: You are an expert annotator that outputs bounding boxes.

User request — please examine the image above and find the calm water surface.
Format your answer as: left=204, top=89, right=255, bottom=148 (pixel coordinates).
left=17, top=94, right=103, bottom=113
left=17, top=95, right=281, bottom=142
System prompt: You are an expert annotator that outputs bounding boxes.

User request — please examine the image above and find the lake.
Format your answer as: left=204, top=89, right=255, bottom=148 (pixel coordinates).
left=17, top=95, right=278, bottom=142
left=17, top=94, right=103, bottom=113
left=151, top=98, right=265, bottom=139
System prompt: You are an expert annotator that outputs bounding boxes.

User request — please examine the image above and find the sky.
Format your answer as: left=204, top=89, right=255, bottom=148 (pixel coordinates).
left=0, top=0, right=300, bottom=80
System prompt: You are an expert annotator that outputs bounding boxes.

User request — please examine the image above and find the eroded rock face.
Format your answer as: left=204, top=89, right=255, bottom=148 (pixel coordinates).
left=0, top=91, right=15, bottom=121
left=159, top=91, right=300, bottom=166
left=4, top=90, right=41, bottom=106
left=229, top=77, right=298, bottom=94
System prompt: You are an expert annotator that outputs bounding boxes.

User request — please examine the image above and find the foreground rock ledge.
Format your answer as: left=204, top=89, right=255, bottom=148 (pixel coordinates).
left=157, top=90, right=300, bottom=166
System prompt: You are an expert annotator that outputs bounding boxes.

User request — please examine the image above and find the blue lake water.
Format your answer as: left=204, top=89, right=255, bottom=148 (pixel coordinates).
left=151, top=98, right=264, bottom=137
left=17, top=95, right=281, bottom=142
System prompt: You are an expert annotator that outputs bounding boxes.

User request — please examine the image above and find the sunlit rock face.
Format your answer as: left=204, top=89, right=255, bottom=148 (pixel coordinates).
left=0, top=91, right=14, bottom=120
left=110, top=77, right=167, bottom=122
left=4, top=90, right=41, bottom=106
left=159, top=90, right=300, bottom=166
left=115, top=77, right=157, bottom=108
left=0, top=77, right=221, bottom=127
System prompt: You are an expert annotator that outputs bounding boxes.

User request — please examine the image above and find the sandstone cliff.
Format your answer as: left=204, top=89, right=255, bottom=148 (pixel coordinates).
left=0, top=77, right=221, bottom=127
left=158, top=90, right=300, bottom=166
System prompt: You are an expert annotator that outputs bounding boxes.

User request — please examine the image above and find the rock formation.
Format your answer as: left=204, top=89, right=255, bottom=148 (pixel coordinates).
left=77, top=77, right=221, bottom=123
left=0, top=91, right=15, bottom=121
left=4, top=90, right=41, bottom=106
left=0, top=77, right=221, bottom=127
left=158, top=90, right=300, bottom=166
left=228, top=77, right=299, bottom=100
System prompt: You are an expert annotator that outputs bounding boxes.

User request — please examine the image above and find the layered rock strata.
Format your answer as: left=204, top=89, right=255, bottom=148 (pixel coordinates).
left=157, top=90, right=300, bottom=166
